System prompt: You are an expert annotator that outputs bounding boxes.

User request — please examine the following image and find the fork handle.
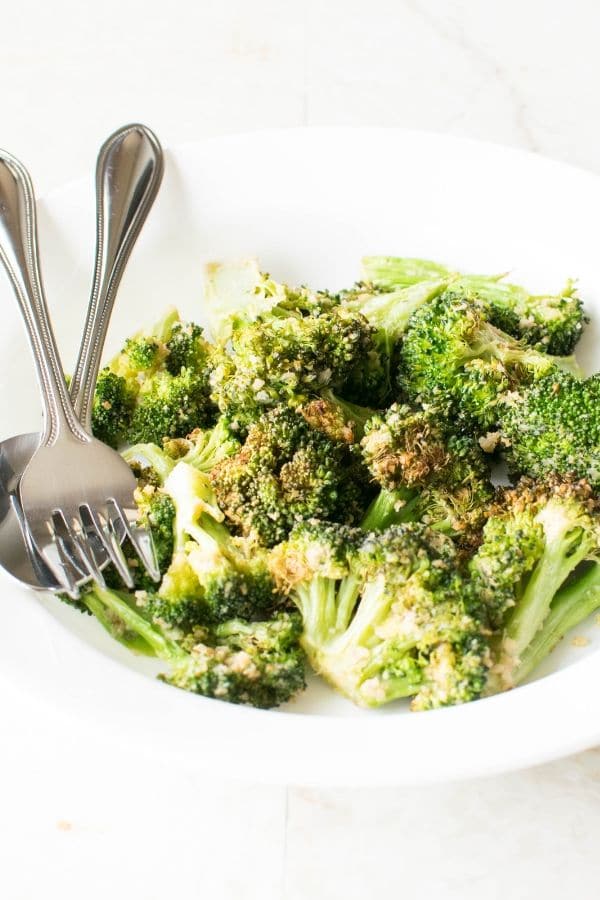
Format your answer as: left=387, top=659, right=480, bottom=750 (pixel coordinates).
left=69, top=124, right=164, bottom=430
left=0, top=152, right=87, bottom=445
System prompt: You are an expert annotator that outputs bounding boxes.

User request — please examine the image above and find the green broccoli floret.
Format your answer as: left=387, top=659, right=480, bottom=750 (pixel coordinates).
left=204, top=259, right=378, bottom=430
left=92, top=309, right=218, bottom=448
left=360, top=403, right=494, bottom=541
left=467, top=476, right=600, bottom=692
left=131, top=485, right=176, bottom=589
left=499, top=370, right=600, bottom=488
left=399, top=290, right=580, bottom=430
left=364, top=255, right=587, bottom=355
left=209, top=307, right=375, bottom=433
left=270, top=520, right=490, bottom=710
left=108, top=307, right=179, bottom=391
left=143, top=461, right=282, bottom=629
left=210, top=406, right=373, bottom=547
left=123, top=416, right=241, bottom=486
left=128, top=368, right=216, bottom=445
left=91, top=369, right=136, bottom=448
left=82, top=584, right=305, bottom=709
left=165, top=321, right=213, bottom=375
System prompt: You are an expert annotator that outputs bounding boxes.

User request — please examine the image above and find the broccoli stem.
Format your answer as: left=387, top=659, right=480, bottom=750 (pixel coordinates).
left=514, top=562, right=600, bottom=685
left=503, top=512, right=594, bottom=660
left=122, top=444, right=176, bottom=484
left=84, top=592, right=157, bottom=656
left=360, top=487, right=419, bottom=531
left=84, top=585, right=183, bottom=662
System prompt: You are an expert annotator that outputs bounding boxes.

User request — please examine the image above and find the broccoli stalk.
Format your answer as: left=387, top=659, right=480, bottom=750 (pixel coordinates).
left=513, top=562, right=600, bottom=684
left=467, top=477, right=600, bottom=692
left=500, top=496, right=599, bottom=670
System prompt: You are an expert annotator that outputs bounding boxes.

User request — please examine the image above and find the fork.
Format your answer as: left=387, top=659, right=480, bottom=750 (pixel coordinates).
left=0, top=149, right=160, bottom=598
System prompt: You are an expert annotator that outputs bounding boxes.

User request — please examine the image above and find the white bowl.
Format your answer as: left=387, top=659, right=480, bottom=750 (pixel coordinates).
left=2, top=128, right=600, bottom=786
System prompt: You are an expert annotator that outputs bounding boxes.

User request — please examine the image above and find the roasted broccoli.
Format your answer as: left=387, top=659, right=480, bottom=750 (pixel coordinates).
left=399, top=290, right=579, bottom=430
left=83, top=584, right=305, bottom=708
left=138, top=461, right=282, bottom=629
left=360, top=403, right=494, bottom=540
left=499, top=370, right=600, bottom=488
left=466, top=476, right=600, bottom=690
left=363, top=255, right=586, bottom=355
left=210, top=405, right=373, bottom=547
left=270, top=520, right=490, bottom=710
left=91, top=369, right=136, bottom=448
left=204, top=259, right=379, bottom=429
left=92, top=309, right=217, bottom=448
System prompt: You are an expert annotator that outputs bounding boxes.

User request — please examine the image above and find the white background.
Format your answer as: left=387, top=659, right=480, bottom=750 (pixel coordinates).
left=2, top=1, right=600, bottom=898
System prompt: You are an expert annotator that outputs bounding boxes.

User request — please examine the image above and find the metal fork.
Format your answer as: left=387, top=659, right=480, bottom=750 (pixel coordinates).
left=0, top=148, right=160, bottom=598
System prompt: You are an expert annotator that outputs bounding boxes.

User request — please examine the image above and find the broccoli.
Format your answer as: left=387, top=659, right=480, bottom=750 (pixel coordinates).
left=363, top=255, right=586, bottom=355
left=107, top=307, right=179, bottom=392
left=128, top=367, right=216, bottom=445
left=334, top=278, right=449, bottom=404
left=92, top=309, right=217, bottom=448
left=91, top=369, right=136, bottom=448
left=204, top=259, right=379, bottom=429
left=165, top=321, right=213, bottom=375
left=210, top=406, right=373, bottom=547
left=130, top=484, right=176, bottom=590
left=399, top=290, right=580, bottom=430
left=123, top=417, right=240, bottom=487
left=209, top=306, right=375, bottom=433
left=270, top=520, right=490, bottom=710
left=360, top=403, right=494, bottom=541
left=511, top=560, right=600, bottom=685
left=499, top=370, right=600, bottom=489
left=83, top=584, right=305, bottom=708
left=142, top=461, right=282, bottom=629
left=466, top=476, right=600, bottom=691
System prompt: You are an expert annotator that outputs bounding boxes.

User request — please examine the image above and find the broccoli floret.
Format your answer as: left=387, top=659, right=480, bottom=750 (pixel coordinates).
left=91, top=369, right=136, bottom=448
left=364, top=256, right=587, bottom=355
left=467, top=476, right=600, bottom=691
left=499, top=370, right=600, bottom=488
left=210, top=406, right=373, bottom=547
left=165, top=321, right=213, bottom=375
left=82, top=584, right=305, bottom=709
left=92, top=309, right=218, bottom=448
left=132, top=485, right=176, bottom=588
left=209, top=307, right=375, bottom=433
left=205, top=259, right=377, bottom=430
left=360, top=403, right=494, bottom=541
left=143, top=461, right=282, bottom=629
left=167, top=613, right=306, bottom=708
left=123, top=417, right=241, bottom=485
left=128, top=368, right=216, bottom=445
left=399, top=290, right=579, bottom=430
left=271, top=520, right=490, bottom=710
left=108, top=307, right=179, bottom=391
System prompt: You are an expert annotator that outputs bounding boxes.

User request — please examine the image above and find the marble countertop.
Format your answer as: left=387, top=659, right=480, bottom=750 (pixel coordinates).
left=2, top=1, right=600, bottom=897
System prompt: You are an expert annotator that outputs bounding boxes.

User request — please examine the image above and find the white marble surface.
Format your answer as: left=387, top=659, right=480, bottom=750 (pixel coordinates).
left=2, top=1, right=600, bottom=897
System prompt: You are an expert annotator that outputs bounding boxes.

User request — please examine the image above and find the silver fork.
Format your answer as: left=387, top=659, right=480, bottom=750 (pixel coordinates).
left=0, top=124, right=164, bottom=595
left=0, top=149, right=160, bottom=598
